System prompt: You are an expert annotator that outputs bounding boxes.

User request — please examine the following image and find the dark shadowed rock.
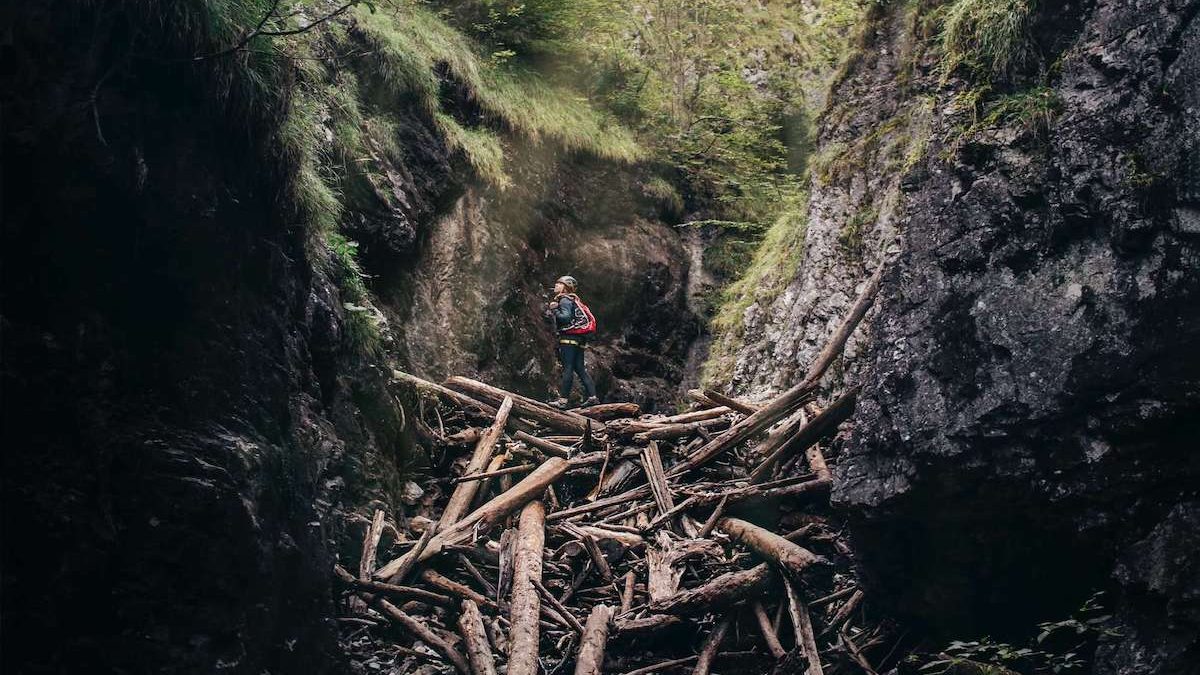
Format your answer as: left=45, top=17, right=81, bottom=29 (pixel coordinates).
left=831, top=0, right=1200, bottom=670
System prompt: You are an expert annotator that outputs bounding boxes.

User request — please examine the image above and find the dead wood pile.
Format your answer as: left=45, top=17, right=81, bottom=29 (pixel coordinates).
left=335, top=272, right=893, bottom=675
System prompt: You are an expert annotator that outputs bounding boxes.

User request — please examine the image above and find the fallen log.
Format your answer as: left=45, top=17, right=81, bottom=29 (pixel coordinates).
left=333, top=565, right=452, bottom=606
left=394, top=370, right=495, bottom=414
left=785, top=579, right=824, bottom=675
left=473, top=452, right=510, bottom=512
left=547, top=484, right=653, bottom=522
left=633, top=417, right=732, bottom=443
left=621, top=656, right=698, bottom=675
left=646, top=532, right=722, bottom=602
left=387, top=522, right=438, bottom=583
left=646, top=532, right=682, bottom=602
left=657, top=407, right=733, bottom=425
left=458, top=599, right=498, bottom=675
left=613, top=613, right=682, bottom=636
left=702, top=389, right=760, bottom=415
left=685, top=389, right=723, bottom=410
left=640, top=441, right=675, bottom=519
left=534, top=577, right=585, bottom=634
left=753, top=407, right=809, bottom=471
left=809, top=586, right=858, bottom=608
left=420, top=569, right=497, bottom=610
left=543, top=434, right=584, bottom=444
left=820, top=589, right=864, bottom=637
left=644, top=495, right=697, bottom=532
left=693, top=618, right=730, bottom=675
left=575, top=524, right=645, bottom=549
left=578, top=402, right=641, bottom=421
left=351, top=509, right=387, bottom=613
left=441, top=397, right=513, bottom=528
left=807, top=443, right=833, bottom=483
left=620, top=570, right=636, bottom=613
left=508, top=500, right=546, bottom=675
left=574, top=604, right=613, bottom=675
left=649, top=563, right=775, bottom=615
left=368, top=595, right=472, bottom=675
left=394, top=370, right=534, bottom=433
left=445, top=376, right=600, bottom=434
left=579, top=531, right=614, bottom=582
left=513, top=430, right=572, bottom=458
left=718, top=517, right=827, bottom=581
left=359, top=509, right=386, bottom=580
left=376, top=457, right=569, bottom=578
left=748, top=387, right=858, bottom=482
left=452, top=462, right=535, bottom=484
left=445, top=427, right=484, bottom=446
left=754, top=601, right=788, bottom=659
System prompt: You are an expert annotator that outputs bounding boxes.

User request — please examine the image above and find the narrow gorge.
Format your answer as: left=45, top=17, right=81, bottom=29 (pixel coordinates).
left=2, top=1, right=1197, bottom=674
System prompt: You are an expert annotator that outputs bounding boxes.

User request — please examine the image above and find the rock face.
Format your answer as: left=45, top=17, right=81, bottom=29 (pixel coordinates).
left=0, top=6, right=407, bottom=671
left=392, top=154, right=698, bottom=412
left=716, top=5, right=914, bottom=401
left=1, top=5, right=698, bottom=673
left=827, top=0, right=1200, bottom=670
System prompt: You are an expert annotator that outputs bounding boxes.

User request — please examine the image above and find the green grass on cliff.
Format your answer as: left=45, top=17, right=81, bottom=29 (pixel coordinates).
left=702, top=197, right=810, bottom=386
left=353, top=3, right=641, bottom=181
left=939, top=0, right=1037, bottom=81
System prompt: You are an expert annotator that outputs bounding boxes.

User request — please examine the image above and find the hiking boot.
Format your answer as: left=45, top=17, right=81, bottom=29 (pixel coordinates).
left=548, top=397, right=570, bottom=409
left=582, top=396, right=601, bottom=407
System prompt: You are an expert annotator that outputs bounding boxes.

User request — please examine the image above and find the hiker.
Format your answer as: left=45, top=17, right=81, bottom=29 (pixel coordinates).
left=546, top=275, right=599, bottom=408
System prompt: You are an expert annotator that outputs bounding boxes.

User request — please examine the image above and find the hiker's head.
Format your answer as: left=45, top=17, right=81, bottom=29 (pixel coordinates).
left=554, top=275, right=577, bottom=295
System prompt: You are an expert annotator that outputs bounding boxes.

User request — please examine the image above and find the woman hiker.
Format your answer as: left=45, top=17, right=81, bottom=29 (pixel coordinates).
left=546, top=275, right=599, bottom=408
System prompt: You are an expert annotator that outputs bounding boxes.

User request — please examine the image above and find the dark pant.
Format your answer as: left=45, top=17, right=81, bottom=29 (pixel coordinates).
left=557, top=342, right=596, bottom=399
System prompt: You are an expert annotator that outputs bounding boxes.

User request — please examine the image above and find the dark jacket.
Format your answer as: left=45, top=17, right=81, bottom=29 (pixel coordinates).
left=551, top=294, right=584, bottom=339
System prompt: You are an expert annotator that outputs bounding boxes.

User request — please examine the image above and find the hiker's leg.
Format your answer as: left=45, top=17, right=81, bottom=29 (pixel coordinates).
left=558, top=344, right=576, bottom=398
left=575, top=346, right=597, bottom=398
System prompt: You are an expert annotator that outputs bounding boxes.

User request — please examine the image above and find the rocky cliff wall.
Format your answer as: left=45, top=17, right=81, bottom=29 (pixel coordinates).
left=711, top=3, right=919, bottom=401
left=0, top=5, right=414, bottom=671
left=707, top=0, right=1199, bottom=670
left=389, top=154, right=698, bottom=412
left=819, top=0, right=1200, bottom=671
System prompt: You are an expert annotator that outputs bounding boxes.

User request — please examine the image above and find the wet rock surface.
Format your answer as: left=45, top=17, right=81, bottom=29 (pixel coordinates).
left=831, top=0, right=1200, bottom=669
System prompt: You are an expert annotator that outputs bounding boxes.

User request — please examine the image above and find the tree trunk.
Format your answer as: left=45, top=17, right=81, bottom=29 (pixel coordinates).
left=507, top=500, right=546, bottom=675
left=748, top=387, right=857, bottom=482
left=718, top=517, right=826, bottom=580
left=577, top=402, right=641, bottom=420
left=649, top=563, right=775, bottom=615
left=445, top=376, right=600, bottom=434
left=573, top=604, right=613, bottom=675
left=513, top=430, right=572, bottom=458
left=441, top=397, right=513, bottom=528
left=369, top=595, right=472, bottom=675
left=458, top=599, right=498, bottom=675
left=702, top=389, right=760, bottom=415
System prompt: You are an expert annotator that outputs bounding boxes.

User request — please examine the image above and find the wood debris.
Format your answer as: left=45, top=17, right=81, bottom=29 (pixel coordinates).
left=335, top=273, right=897, bottom=674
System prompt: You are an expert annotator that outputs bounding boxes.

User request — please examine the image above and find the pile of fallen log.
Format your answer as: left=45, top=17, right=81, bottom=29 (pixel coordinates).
left=335, top=270, right=893, bottom=675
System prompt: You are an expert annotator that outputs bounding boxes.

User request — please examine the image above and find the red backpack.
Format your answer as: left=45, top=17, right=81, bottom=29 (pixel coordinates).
left=559, top=293, right=597, bottom=335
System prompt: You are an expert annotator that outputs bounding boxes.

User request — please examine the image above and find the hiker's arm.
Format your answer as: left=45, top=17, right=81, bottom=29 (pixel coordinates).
left=553, top=297, right=575, bottom=322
